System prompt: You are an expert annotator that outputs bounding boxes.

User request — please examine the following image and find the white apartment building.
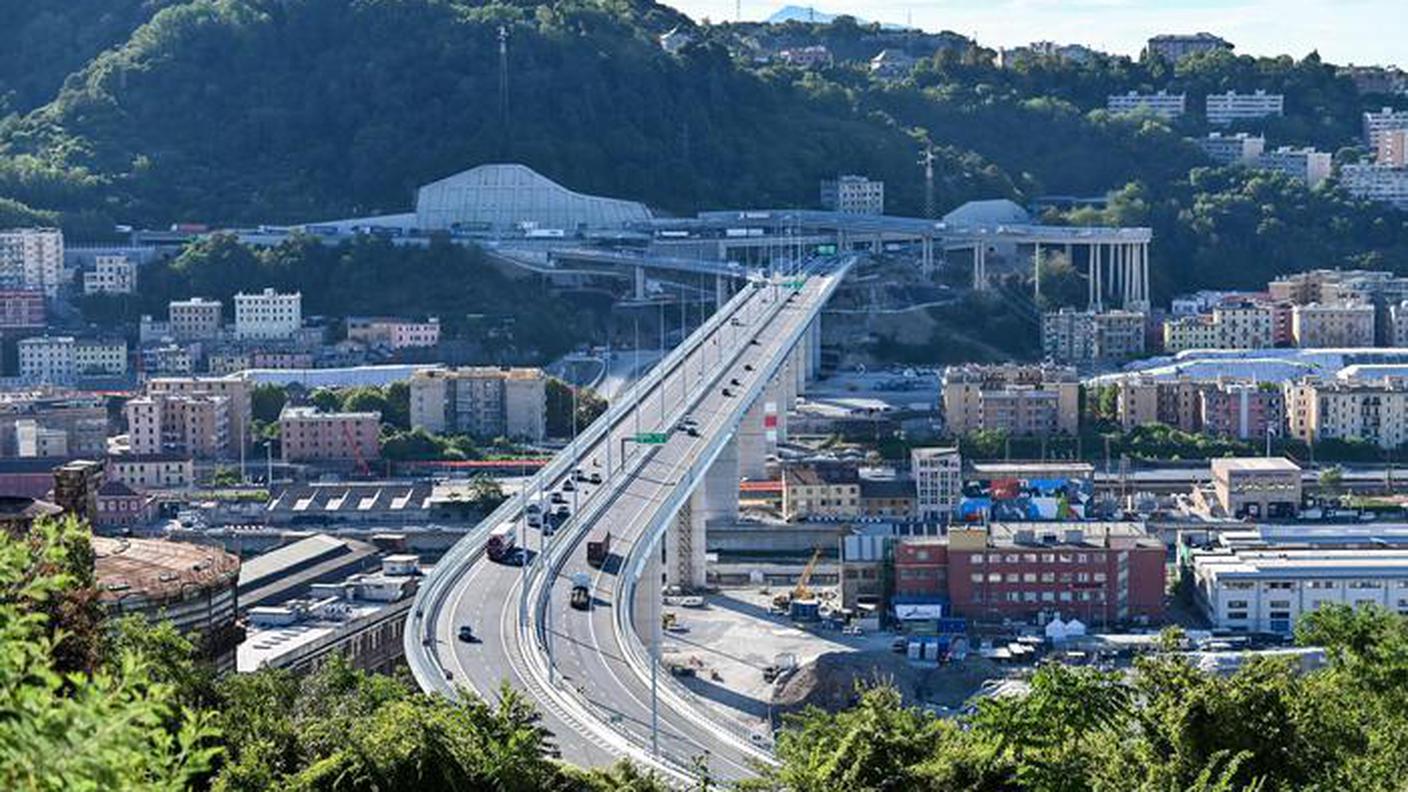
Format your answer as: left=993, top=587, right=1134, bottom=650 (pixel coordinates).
left=18, top=336, right=128, bottom=384
left=1340, top=163, right=1408, bottom=210
left=74, top=338, right=128, bottom=377
left=1106, top=91, right=1186, bottom=119
left=820, top=175, right=885, bottom=215
left=82, top=255, right=137, bottom=295
left=0, top=228, right=63, bottom=297
left=15, top=419, right=69, bottom=457
left=169, top=298, right=223, bottom=340
left=18, top=336, right=75, bottom=385
left=1196, top=132, right=1265, bottom=165
left=1204, top=90, right=1283, bottom=125
left=1363, top=107, right=1408, bottom=151
left=234, top=288, right=301, bottom=340
left=911, top=447, right=961, bottom=521
left=1256, top=146, right=1332, bottom=188
left=1192, top=547, right=1408, bottom=634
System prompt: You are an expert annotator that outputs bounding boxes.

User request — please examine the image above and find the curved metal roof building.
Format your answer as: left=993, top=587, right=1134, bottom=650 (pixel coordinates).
left=414, top=163, right=651, bottom=231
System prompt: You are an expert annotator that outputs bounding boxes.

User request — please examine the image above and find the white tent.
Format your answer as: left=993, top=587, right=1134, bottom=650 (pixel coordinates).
left=1065, top=618, right=1088, bottom=638
left=1044, top=617, right=1068, bottom=643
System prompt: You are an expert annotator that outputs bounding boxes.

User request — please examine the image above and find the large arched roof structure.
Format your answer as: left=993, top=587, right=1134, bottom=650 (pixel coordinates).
left=414, top=163, right=651, bottom=231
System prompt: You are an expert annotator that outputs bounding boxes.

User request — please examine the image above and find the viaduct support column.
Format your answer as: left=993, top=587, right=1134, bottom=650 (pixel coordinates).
left=715, top=273, right=727, bottom=308
left=666, top=435, right=737, bottom=591
left=635, top=266, right=647, bottom=300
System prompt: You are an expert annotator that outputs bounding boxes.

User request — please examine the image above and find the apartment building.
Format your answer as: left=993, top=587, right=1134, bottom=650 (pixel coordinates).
left=125, top=393, right=231, bottom=458
left=946, top=522, right=1166, bottom=624
left=1145, top=32, right=1232, bottom=62
left=1256, top=146, right=1332, bottom=187
left=1161, top=314, right=1217, bottom=352
left=1340, top=163, right=1408, bottom=210
left=147, top=376, right=252, bottom=445
left=234, top=288, right=301, bottom=340
left=1196, top=132, right=1265, bottom=165
left=942, top=364, right=1080, bottom=436
left=169, top=298, right=223, bottom=340
left=409, top=367, right=547, bottom=441
left=1163, top=300, right=1274, bottom=352
left=911, top=446, right=962, bottom=521
left=820, top=175, right=885, bottom=215
left=781, top=464, right=860, bottom=521
left=74, top=338, right=128, bottom=377
left=0, top=228, right=63, bottom=297
left=1379, top=128, right=1408, bottom=167
left=1284, top=377, right=1408, bottom=449
left=779, top=45, right=832, bottom=68
left=1200, top=382, right=1284, bottom=441
left=1106, top=90, right=1186, bottom=119
left=279, top=407, right=381, bottom=464
left=1205, top=90, right=1283, bottom=125
left=18, top=336, right=75, bottom=385
left=1041, top=309, right=1145, bottom=364
left=1290, top=301, right=1375, bottom=347
left=0, top=393, right=106, bottom=458
left=0, top=289, right=44, bottom=331
left=1390, top=301, right=1408, bottom=346
left=106, top=453, right=195, bottom=489
left=346, top=316, right=441, bottom=349
left=1116, top=376, right=1206, bottom=432
left=82, top=255, right=137, bottom=295
left=1363, top=107, right=1408, bottom=152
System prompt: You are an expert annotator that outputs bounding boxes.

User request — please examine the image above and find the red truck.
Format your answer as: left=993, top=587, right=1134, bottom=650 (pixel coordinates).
left=586, top=532, right=612, bottom=568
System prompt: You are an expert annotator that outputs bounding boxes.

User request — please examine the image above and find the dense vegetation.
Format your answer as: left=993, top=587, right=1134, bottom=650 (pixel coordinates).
left=748, top=607, right=1408, bottom=791
left=19, top=514, right=1408, bottom=790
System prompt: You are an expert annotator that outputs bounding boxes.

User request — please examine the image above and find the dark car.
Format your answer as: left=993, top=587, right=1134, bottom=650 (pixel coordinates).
left=722, top=388, right=734, bottom=397
left=730, top=378, right=741, bottom=386
left=458, top=625, right=475, bottom=642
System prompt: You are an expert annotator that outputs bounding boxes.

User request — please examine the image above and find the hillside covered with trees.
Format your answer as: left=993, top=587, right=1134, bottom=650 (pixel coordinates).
left=0, top=0, right=1405, bottom=300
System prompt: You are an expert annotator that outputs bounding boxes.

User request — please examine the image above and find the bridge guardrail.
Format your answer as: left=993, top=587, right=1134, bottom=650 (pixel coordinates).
left=406, top=275, right=759, bottom=696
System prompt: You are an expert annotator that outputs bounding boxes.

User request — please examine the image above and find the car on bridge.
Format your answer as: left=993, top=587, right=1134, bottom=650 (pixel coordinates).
left=458, top=625, right=475, bottom=642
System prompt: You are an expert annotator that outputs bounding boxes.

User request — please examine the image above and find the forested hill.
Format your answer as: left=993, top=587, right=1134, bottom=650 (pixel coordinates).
left=0, top=0, right=1016, bottom=228
left=0, top=0, right=1405, bottom=300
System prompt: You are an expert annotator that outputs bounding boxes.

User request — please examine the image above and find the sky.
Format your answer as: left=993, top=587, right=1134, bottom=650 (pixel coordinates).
left=665, top=0, right=1406, bottom=67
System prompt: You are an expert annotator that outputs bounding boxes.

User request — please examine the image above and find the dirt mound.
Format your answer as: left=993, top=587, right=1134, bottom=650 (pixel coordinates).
left=772, top=650, right=919, bottom=714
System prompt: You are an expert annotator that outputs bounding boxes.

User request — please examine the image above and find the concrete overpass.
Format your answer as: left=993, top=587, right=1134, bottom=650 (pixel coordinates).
left=405, top=257, right=853, bottom=783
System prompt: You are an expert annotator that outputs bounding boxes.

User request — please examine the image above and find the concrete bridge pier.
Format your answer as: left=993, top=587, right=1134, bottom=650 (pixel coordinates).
left=666, top=436, right=738, bottom=591
left=634, top=266, right=647, bottom=300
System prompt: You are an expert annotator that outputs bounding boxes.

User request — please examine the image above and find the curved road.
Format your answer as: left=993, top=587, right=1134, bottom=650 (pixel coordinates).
left=410, top=259, right=853, bottom=781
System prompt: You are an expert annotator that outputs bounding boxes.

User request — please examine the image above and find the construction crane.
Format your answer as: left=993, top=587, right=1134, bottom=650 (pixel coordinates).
left=773, top=547, right=822, bottom=611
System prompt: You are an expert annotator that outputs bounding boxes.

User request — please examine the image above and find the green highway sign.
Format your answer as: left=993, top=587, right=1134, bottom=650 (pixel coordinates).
left=782, top=278, right=807, bottom=289
left=634, top=432, right=669, bottom=444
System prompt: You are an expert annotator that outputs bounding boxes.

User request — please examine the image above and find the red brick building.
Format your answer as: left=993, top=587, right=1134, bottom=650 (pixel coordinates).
left=893, top=538, right=949, bottom=599
left=943, top=522, right=1165, bottom=625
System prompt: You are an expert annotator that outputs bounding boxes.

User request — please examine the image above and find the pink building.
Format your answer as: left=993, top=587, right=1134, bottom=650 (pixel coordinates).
left=1200, top=383, right=1285, bottom=441
left=0, top=290, right=45, bottom=331
left=278, top=406, right=381, bottom=464
left=347, top=317, right=440, bottom=349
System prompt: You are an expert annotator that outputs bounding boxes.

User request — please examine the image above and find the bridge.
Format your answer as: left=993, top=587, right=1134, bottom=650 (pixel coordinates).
left=405, top=256, right=854, bottom=783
